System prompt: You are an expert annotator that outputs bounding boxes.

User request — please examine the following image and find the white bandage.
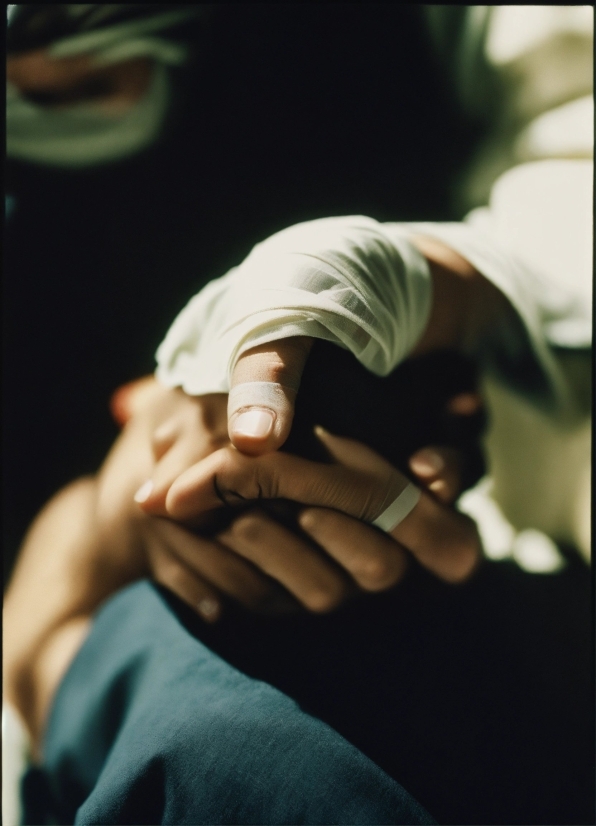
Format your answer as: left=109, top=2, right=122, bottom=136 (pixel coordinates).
left=6, top=7, right=203, bottom=169
left=373, top=482, right=421, bottom=532
left=155, top=217, right=433, bottom=396
left=227, top=381, right=295, bottom=419
left=6, top=63, right=171, bottom=168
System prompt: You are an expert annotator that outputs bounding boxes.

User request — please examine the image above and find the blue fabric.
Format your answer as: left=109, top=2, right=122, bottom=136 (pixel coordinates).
left=42, top=581, right=435, bottom=825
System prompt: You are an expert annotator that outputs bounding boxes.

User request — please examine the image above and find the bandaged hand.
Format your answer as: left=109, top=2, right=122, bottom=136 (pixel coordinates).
left=156, top=219, right=507, bottom=459
left=156, top=217, right=436, bottom=456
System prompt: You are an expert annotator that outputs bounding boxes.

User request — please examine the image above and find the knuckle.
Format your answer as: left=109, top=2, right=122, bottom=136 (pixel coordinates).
left=357, top=555, right=400, bottom=591
left=298, top=508, right=321, bottom=533
left=151, top=417, right=178, bottom=447
left=266, top=358, right=293, bottom=386
left=230, top=513, right=265, bottom=544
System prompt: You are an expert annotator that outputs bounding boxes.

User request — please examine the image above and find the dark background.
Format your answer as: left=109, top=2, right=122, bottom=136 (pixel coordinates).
left=4, top=6, right=593, bottom=825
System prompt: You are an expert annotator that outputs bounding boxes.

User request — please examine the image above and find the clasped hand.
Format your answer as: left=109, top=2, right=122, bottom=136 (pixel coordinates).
left=114, top=373, right=480, bottom=621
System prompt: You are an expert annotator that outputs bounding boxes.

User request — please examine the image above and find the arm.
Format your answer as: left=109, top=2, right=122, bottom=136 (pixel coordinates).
left=3, top=383, right=248, bottom=752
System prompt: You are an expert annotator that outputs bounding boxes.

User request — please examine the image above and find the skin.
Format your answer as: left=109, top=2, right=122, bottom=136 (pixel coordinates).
left=7, top=48, right=153, bottom=113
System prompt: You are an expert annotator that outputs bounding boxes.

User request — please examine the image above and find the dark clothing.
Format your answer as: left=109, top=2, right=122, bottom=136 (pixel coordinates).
left=39, top=582, right=435, bottom=826
left=35, top=555, right=593, bottom=825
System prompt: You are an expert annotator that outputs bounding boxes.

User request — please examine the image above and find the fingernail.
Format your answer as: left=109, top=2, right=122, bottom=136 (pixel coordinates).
left=232, top=409, right=274, bottom=439
left=134, top=480, right=154, bottom=503
left=410, top=449, right=444, bottom=476
left=198, top=597, right=220, bottom=621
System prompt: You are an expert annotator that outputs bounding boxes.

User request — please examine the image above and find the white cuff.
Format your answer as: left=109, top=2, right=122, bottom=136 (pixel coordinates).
left=2, top=704, right=32, bottom=826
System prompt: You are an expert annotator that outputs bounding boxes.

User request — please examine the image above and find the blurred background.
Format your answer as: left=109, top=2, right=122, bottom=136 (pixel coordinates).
left=4, top=6, right=594, bottom=825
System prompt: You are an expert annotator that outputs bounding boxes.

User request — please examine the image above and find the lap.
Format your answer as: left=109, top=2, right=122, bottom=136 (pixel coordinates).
left=39, top=581, right=434, bottom=826
left=38, top=557, right=593, bottom=825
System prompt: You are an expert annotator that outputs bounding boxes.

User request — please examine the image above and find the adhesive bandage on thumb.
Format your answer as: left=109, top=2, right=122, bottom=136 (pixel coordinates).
left=228, top=382, right=296, bottom=440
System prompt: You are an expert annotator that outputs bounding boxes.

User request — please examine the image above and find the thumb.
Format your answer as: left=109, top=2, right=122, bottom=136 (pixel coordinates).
left=313, top=426, right=397, bottom=476
left=228, top=336, right=313, bottom=455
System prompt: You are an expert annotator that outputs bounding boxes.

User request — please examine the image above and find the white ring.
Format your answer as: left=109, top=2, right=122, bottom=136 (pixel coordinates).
left=372, top=482, right=421, bottom=533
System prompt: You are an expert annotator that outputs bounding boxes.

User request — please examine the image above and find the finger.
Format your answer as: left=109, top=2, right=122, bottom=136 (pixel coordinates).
left=151, top=417, right=182, bottom=461
left=136, top=437, right=218, bottom=515
left=148, top=518, right=289, bottom=613
left=314, top=425, right=397, bottom=476
left=218, top=510, right=351, bottom=613
left=298, top=508, right=408, bottom=592
left=135, top=401, right=229, bottom=515
left=165, top=433, right=480, bottom=584
left=109, top=375, right=159, bottom=427
left=145, top=536, right=223, bottom=622
left=408, top=446, right=463, bottom=505
left=165, top=438, right=408, bottom=525
left=390, top=493, right=480, bottom=583
left=228, top=337, right=313, bottom=455
left=306, top=433, right=478, bottom=582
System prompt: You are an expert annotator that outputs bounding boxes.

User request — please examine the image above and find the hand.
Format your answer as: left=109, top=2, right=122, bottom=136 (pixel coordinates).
left=140, top=441, right=474, bottom=616
left=99, top=381, right=293, bottom=621
left=196, top=444, right=475, bottom=614
left=141, top=427, right=480, bottom=587
left=170, top=232, right=505, bottom=462
left=134, top=364, right=484, bottom=609
left=3, top=380, right=291, bottom=747
left=70, top=374, right=483, bottom=621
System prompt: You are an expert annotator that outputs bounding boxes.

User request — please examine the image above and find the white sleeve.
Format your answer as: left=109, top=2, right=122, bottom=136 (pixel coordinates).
left=155, top=215, right=432, bottom=394
left=2, top=704, right=31, bottom=826
left=404, top=160, right=592, bottom=413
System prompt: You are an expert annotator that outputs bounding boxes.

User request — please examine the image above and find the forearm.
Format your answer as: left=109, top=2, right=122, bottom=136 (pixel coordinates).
left=409, top=234, right=511, bottom=356
left=4, top=477, right=105, bottom=750
left=3, top=388, right=226, bottom=748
